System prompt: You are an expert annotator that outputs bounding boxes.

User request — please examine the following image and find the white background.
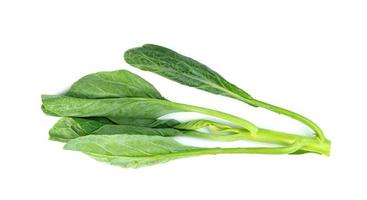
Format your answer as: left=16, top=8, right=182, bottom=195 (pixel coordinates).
left=1, top=0, right=366, bottom=199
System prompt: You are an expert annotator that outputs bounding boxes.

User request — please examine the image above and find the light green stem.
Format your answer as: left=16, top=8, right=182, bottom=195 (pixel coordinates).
left=183, top=130, right=243, bottom=141
left=245, top=98, right=326, bottom=141
left=203, top=144, right=302, bottom=155
left=239, top=128, right=330, bottom=155
left=170, top=101, right=258, bottom=133
left=165, top=100, right=330, bottom=155
left=147, top=144, right=305, bottom=161
left=182, top=128, right=330, bottom=155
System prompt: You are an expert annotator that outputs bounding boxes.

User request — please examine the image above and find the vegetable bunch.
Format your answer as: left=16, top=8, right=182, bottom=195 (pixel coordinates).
left=42, top=44, right=330, bottom=168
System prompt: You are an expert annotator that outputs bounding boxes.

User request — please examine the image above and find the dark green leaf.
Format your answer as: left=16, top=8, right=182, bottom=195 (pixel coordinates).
left=124, top=44, right=255, bottom=104
left=66, top=70, right=164, bottom=99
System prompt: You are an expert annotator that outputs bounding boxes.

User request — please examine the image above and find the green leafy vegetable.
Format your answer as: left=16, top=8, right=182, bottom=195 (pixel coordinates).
left=42, top=44, right=331, bottom=169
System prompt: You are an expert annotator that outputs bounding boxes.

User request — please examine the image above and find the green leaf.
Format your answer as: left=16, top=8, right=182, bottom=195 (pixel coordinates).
left=66, top=70, right=164, bottom=99
left=49, top=117, right=183, bottom=142
left=64, top=134, right=201, bottom=168
left=62, top=69, right=180, bottom=128
left=124, top=44, right=254, bottom=104
left=42, top=95, right=179, bottom=119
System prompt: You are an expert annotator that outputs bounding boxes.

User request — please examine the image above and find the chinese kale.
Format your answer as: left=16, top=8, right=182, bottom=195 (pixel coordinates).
left=42, top=44, right=330, bottom=168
